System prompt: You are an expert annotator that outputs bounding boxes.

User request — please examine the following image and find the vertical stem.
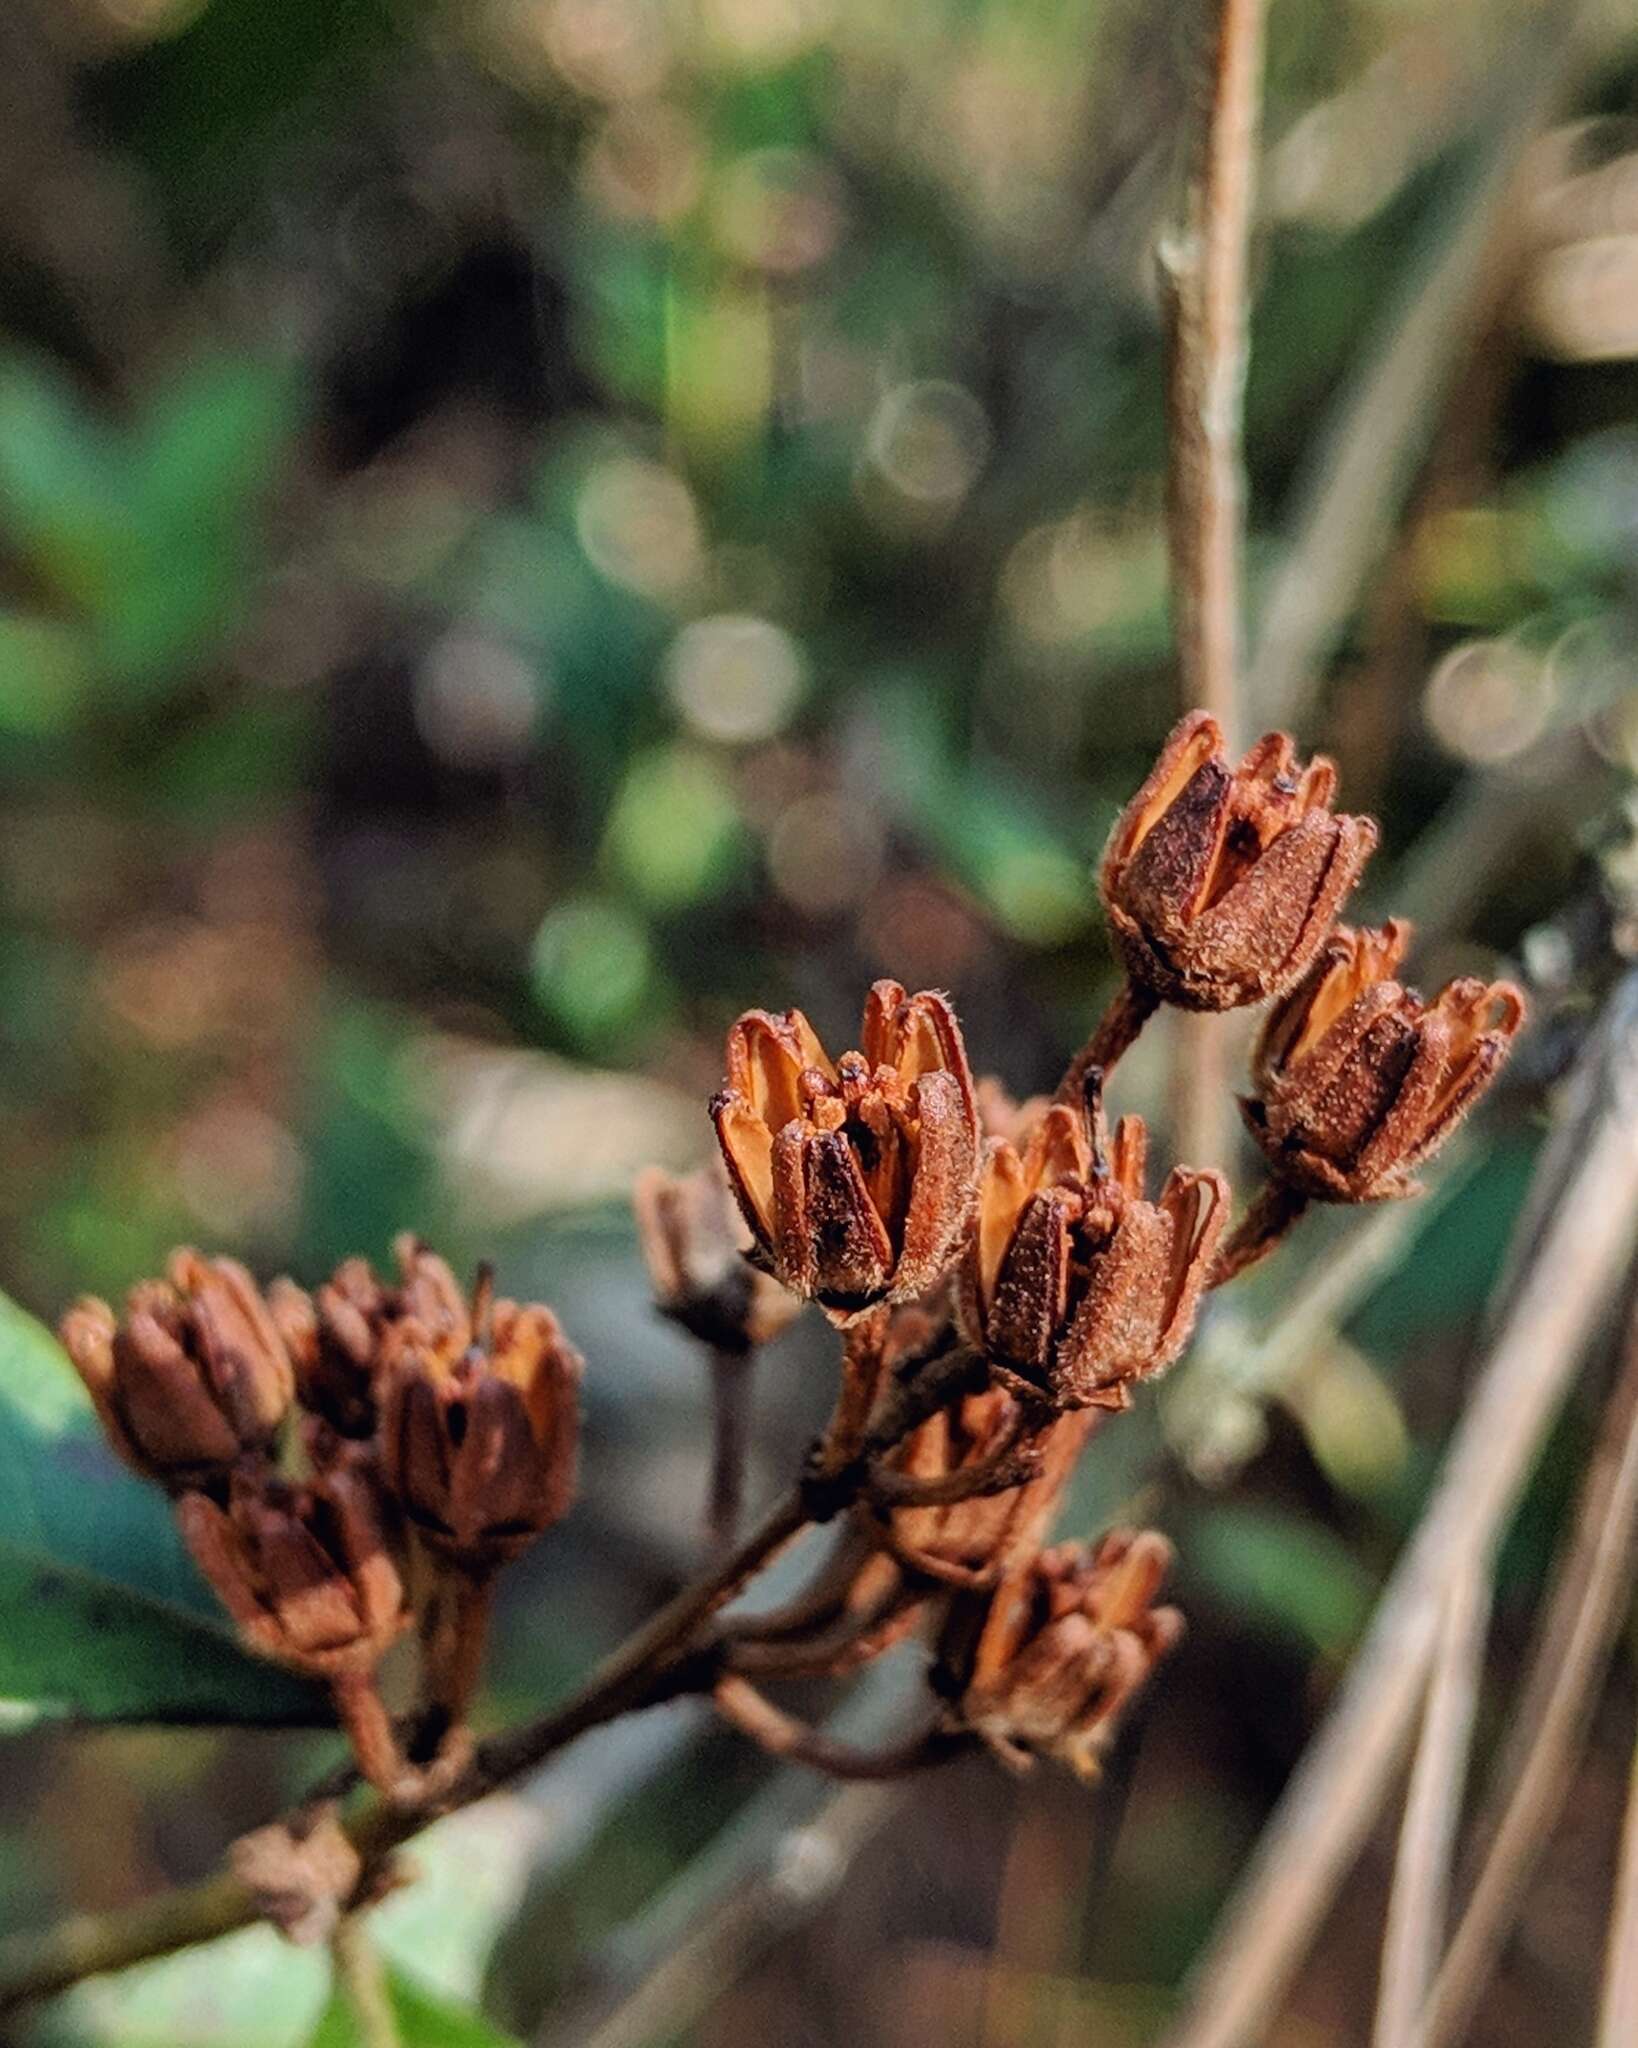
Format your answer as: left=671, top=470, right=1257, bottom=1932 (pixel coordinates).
left=1161, top=0, right=1266, bottom=1174
left=1425, top=1295, right=1638, bottom=2048
left=1599, top=1720, right=1638, bottom=2048
left=1371, top=1559, right=1489, bottom=2048
left=821, top=1305, right=892, bottom=1476
left=331, top=1670, right=407, bottom=1800
left=1162, top=0, right=1265, bottom=734
left=426, top=1572, right=497, bottom=1731
left=1054, top=979, right=1159, bottom=1106
left=706, top=1347, right=754, bottom=1554
left=331, top=1912, right=400, bottom=2048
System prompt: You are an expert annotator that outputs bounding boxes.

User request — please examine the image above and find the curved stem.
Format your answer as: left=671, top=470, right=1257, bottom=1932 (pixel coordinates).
left=331, top=1671, right=409, bottom=1802
left=705, top=1346, right=754, bottom=1553
left=726, top=1579, right=925, bottom=1681
left=1208, top=1181, right=1309, bottom=1287
left=711, top=1674, right=960, bottom=1780
left=0, top=1484, right=812, bottom=2015
left=866, top=1417, right=1043, bottom=1510
left=1054, top=979, right=1160, bottom=1106
left=862, top=1344, right=988, bottom=1454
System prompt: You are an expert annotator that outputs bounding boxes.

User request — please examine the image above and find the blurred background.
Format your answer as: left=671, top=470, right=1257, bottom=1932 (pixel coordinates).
left=3, top=0, right=1638, bottom=2041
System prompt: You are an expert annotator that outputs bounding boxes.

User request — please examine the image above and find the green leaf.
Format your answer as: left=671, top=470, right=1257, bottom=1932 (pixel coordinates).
left=1182, top=1503, right=1376, bottom=1659
left=35, top=1926, right=328, bottom=2048
left=306, top=1967, right=522, bottom=2048
left=0, top=1290, right=327, bottom=1728
left=0, top=355, right=131, bottom=613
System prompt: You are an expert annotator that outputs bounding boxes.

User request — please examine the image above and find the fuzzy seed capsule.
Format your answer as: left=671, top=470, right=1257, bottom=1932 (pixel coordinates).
left=958, top=1079, right=1227, bottom=1411
left=60, top=1249, right=295, bottom=1490
left=1243, top=920, right=1525, bottom=1201
left=711, top=980, right=980, bottom=1323
left=1101, top=711, right=1377, bottom=1011
left=938, top=1530, right=1182, bottom=1778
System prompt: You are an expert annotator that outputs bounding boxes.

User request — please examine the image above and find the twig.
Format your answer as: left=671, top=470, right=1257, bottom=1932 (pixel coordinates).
left=710, top=1674, right=959, bottom=1781
left=1160, top=0, right=1265, bottom=731
left=705, top=1347, right=754, bottom=1553
left=1159, top=0, right=1265, bottom=1173
left=1207, top=1182, right=1308, bottom=1288
left=0, top=1484, right=812, bottom=2011
left=1053, top=980, right=1159, bottom=1109
left=1598, top=1713, right=1638, bottom=2048
left=1371, top=1560, right=1489, bottom=2048
left=331, top=1913, right=401, bottom=2048
left=1160, top=968, right=1638, bottom=2048
left=1422, top=1291, right=1638, bottom=2048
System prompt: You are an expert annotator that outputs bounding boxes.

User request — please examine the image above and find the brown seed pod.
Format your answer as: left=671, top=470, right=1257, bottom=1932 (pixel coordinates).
left=177, top=1458, right=409, bottom=1679
left=60, top=1249, right=295, bottom=1491
left=938, top=1529, right=1183, bottom=1778
left=632, top=1160, right=801, bottom=1353
left=268, top=1236, right=471, bottom=1439
left=959, top=1079, right=1227, bottom=1411
left=711, top=979, right=980, bottom=1323
left=377, top=1289, right=582, bottom=1572
left=1101, top=711, right=1377, bottom=1011
left=1242, top=920, right=1526, bottom=1201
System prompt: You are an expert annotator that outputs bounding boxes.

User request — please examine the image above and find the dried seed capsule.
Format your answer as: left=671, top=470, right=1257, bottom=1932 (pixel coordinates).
left=1242, top=920, right=1526, bottom=1201
left=959, top=1080, right=1227, bottom=1410
left=268, top=1237, right=470, bottom=1439
left=60, top=1249, right=295, bottom=1490
left=632, top=1161, right=800, bottom=1353
left=1101, top=711, right=1377, bottom=1011
left=875, top=1389, right=1095, bottom=1584
left=939, top=1530, right=1182, bottom=1777
left=711, top=979, right=980, bottom=1323
left=177, top=1459, right=408, bottom=1678
left=378, top=1291, right=582, bottom=1571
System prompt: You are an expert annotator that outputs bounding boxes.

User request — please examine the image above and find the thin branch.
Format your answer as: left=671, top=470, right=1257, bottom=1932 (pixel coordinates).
left=1161, top=0, right=1265, bottom=732
left=705, top=1347, right=754, bottom=1553
left=1598, top=1712, right=1638, bottom=2048
left=710, top=1674, right=959, bottom=1781
left=1372, top=1559, right=1489, bottom=2048
left=1422, top=1293, right=1638, bottom=2048
left=1159, top=968, right=1638, bottom=2048
left=0, top=1484, right=812, bottom=2012
left=1053, top=979, right=1159, bottom=1109
left=1159, top=0, right=1266, bottom=1175
left=1207, top=1182, right=1308, bottom=1289
left=331, top=1913, right=401, bottom=2048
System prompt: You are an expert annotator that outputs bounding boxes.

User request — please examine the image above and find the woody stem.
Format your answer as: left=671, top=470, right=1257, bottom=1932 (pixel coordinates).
left=1208, top=1180, right=1309, bottom=1287
left=0, top=1364, right=989, bottom=2013
left=424, top=1570, right=497, bottom=1732
left=330, top=1671, right=408, bottom=1801
left=862, top=1343, right=988, bottom=1453
left=330, top=1913, right=400, bottom=2048
left=1055, top=979, right=1161, bottom=1105
left=865, top=1411, right=1039, bottom=1508
left=724, top=1585, right=923, bottom=1680
left=705, top=1346, right=754, bottom=1553
left=819, top=1305, right=893, bottom=1475
left=710, top=1673, right=960, bottom=1780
